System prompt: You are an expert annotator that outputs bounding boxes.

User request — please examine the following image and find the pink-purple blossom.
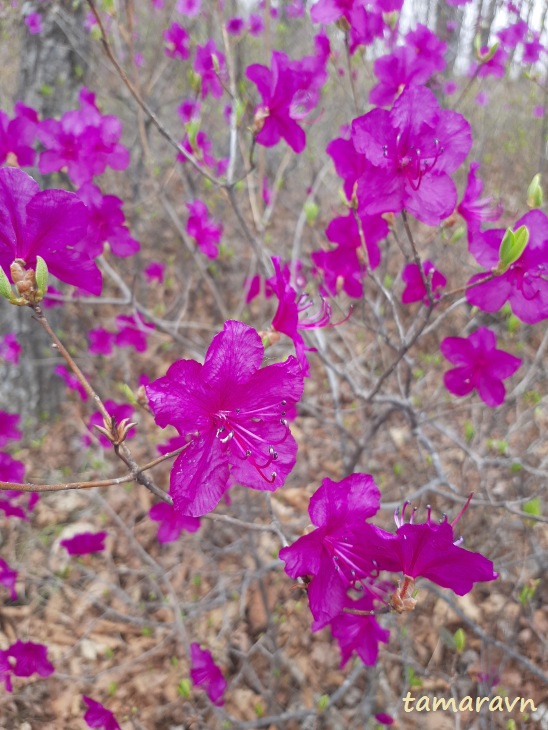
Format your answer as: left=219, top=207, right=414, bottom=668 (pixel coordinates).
left=115, top=312, right=155, bottom=352
left=0, top=167, right=102, bottom=294
left=144, top=261, right=165, bottom=283
left=82, top=696, right=121, bottom=730
left=0, top=333, right=21, bottom=364
left=0, top=557, right=17, bottom=601
left=145, top=320, right=303, bottom=516
left=466, top=210, right=548, bottom=324
left=54, top=364, right=88, bottom=401
left=61, top=531, right=108, bottom=555
left=189, top=643, right=227, bottom=706
left=176, top=0, right=201, bottom=15
left=351, top=85, right=472, bottom=226
left=149, top=502, right=201, bottom=543
left=280, top=473, right=382, bottom=629
left=7, top=640, right=54, bottom=680
left=76, top=182, right=140, bottom=259
left=330, top=593, right=390, bottom=667
left=401, top=260, right=447, bottom=304
left=440, top=327, right=521, bottom=407
left=24, top=12, right=42, bottom=34
left=38, top=88, right=130, bottom=186
left=186, top=199, right=223, bottom=259
left=163, top=22, right=191, bottom=60
left=194, top=40, right=227, bottom=99
left=458, top=161, right=502, bottom=244
left=0, top=102, right=38, bottom=168
left=0, top=411, right=22, bottom=446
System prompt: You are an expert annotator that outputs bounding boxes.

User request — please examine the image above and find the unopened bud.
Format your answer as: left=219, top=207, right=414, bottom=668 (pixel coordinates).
left=252, top=106, right=270, bottom=136
left=258, top=330, right=281, bottom=349
left=527, top=173, right=543, bottom=209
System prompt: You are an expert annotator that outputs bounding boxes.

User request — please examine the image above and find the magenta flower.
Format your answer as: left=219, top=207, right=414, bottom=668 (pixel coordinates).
left=76, top=183, right=140, bottom=259
left=0, top=557, right=17, bottom=601
left=7, top=640, right=54, bottom=678
left=470, top=46, right=508, bottom=78
left=466, top=210, right=548, bottom=324
left=288, top=34, right=330, bottom=119
left=163, top=22, right=190, bottom=60
left=54, top=364, right=88, bottom=401
left=88, top=327, right=115, bottom=355
left=186, top=199, right=223, bottom=259
left=176, top=0, right=201, bottom=15
left=144, top=261, right=165, bottom=283
left=189, top=643, right=226, bottom=706
left=268, top=256, right=346, bottom=377
left=523, top=33, right=544, bottom=63
left=0, top=103, right=38, bottom=168
left=248, top=13, right=264, bottom=36
left=226, top=17, right=245, bottom=35
left=351, top=85, right=472, bottom=226
left=115, top=312, right=154, bottom=352
left=370, top=25, right=447, bottom=107
left=312, top=212, right=387, bottom=299
left=146, top=320, right=303, bottom=516
left=177, top=99, right=200, bottom=123
left=0, top=651, right=12, bottom=692
left=458, top=161, right=502, bottom=244
left=360, top=499, right=498, bottom=597
left=82, top=696, right=121, bottom=730
left=25, top=12, right=42, bottom=34
left=38, top=88, right=129, bottom=186
left=0, top=168, right=102, bottom=294
left=497, top=19, right=528, bottom=49
left=330, top=593, right=390, bottom=667
left=246, top=51, right=307, bottom=154
left=0, top=451, right=34, bottom=521
left=440, top=327, right=521, bottom=407
left=0, top=411, right=21, bottom=446
left=149, top=502, right=201, bottom=543
left=0, top=333, right=21, bottom=364
left=61, top=531, right=107, bottom=555
left=194, top=40, right=226, bottom=99
left=326, top=133, right=367, bottom=202
left=401, top=260, right=446, bottom=304
left=280, top=473, right=382, bottom=630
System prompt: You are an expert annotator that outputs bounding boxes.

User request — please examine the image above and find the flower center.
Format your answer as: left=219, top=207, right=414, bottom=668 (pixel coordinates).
left=213, top=400, right=290, bottom=483
left=384, top=134, right=444, bottom=191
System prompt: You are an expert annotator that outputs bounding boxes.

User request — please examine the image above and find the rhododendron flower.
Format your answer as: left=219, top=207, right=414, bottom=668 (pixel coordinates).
left=312, top=212, right=387, bottom=299
left=0, top=651, right=12, bottom=692
left=186, top=199, right=223, bottom=259
left=440, top=327, right=521, bottom=407
left=76, top=183, right=139, bottom=258
left=177, top=99, right=200, bottom=123
left=82, top=696, right=121, bottom=730
left=163, top=22, right=190, bottom=60
left=178, top=130, right=218, bottom=169
left=286, top=0, right=305, bottom=18
left=61, top=531, right=107, bottom=555
left=246, top=51, right=307, bottom=154
left=88, top=327, right=116, bottom=355
left=115, top=312, right=155, bottom=352
left=470, top=46, right=508, bottom=78
left=280, top=473, right=382, bottom=629
left=194, top=40, right=227, bottom=99
left=0, top=411, right=21, bottom=446
left=458, top=161, right=502, bottom=244
left=401, top=260, right=446, bottom=304
left=7, top=640, right=54, bottom=678
left=189, top=643, right=226, bottom=705
left=523, top=33, right=544, bottom=63
left=144, top=261, right=165, bottom=283
left=226, top=17, right=245, bottom=35
left=466, top=210, right=548, bottom=324
left=497, top=19, right=528, bottom=49
left=268, top=256, right=347, bottom=377
left=326, top=133, right=367, bottom=202
left=330, top=593, right=390, bottom=667
left=25, top=12, right=42, bottom=34
left=149, top=502, right=201, bottom=543
left=0, top=103, right=38, bottom=168
left=351, top=85, right=472, bottom=226
left=54, top=365, right=88, bottom=401
left=288, top=33, right=330, bottom=119
left=0, top=333, right=21, bottom=364
left=360, top=499, right=498, bottom=599
left=0, top=168, right=101, bottom=294
left=177, top=0, right=201, bottom=15
left=370, top=25, right=447, bottom=107
left=0, top=557, right=17, bottom=600
left=38, top=88, right=129, bottom=186
left=85, top=401, right=136, bottom=448
left=146, top=320, right=303, bottom=516
left=248, top=13, right=264, bottom=35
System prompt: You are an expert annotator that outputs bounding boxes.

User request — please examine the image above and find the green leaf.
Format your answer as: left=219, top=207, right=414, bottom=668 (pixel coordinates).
left=453, top=628, right=466, bottom=653
left=317, top=694, right=329, bottom=711
left=304, top=201, right=319, bottom=226
left=527, top=173, right=543, bottom=208
left=496, top=225, right=529, bottom=273
left=177, top=679, right=191, bottom=698
left=0, top=266, right=14, bottom=302
left=523, top=497, right=541, bottom=517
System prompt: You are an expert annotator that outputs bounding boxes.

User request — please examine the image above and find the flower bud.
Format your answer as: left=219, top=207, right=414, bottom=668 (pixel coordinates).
left=527, top=173, right=543, bottom=209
